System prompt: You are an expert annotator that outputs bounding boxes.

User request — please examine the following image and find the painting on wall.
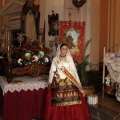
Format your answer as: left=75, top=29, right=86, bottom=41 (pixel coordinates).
left=60, top=21, right=85, bottom=62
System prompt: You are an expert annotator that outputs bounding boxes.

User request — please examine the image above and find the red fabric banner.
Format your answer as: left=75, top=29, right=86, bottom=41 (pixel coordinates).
left=60, top=21, right=85, bottom=62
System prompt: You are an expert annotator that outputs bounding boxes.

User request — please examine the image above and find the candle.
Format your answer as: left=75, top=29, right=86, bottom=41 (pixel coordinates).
left=94, top=95, right=98, bottom=104
left=102, top=47, right=106, bottom=84
left=87, top=94, right=98, bottom=105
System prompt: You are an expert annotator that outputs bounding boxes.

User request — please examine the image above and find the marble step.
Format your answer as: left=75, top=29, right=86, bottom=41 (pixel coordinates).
left=88, top=95, right=120, bottom=120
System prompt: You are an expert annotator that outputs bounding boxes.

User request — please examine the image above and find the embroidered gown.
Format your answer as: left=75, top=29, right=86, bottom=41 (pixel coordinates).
left=44, top=57, right=91, bottom=120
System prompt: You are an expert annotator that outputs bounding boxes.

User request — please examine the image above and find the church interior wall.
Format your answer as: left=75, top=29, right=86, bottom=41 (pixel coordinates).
left=42, top=0, right=94, bottom=64
left=114, top=0, right=120, bottom=52
left=44, top=0, right=65, bottom=56
left=90, top=0, right=100, bottom=68
left=99, top=0, right=108, bottom=62
left=99, top=0, right=120, bottom=59
left=0, top=0, right=120, bottom=70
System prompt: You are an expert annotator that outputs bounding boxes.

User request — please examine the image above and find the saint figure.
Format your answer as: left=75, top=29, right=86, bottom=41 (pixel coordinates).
left=20, top=0, right=40, bottom=41
left=65, top=33, right=73, bottom=49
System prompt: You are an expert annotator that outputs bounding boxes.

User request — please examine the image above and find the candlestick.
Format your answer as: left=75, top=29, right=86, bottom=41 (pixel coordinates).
left=101, top=47, right=106, bottom=100
left=102, top=47, right=106, bottom=84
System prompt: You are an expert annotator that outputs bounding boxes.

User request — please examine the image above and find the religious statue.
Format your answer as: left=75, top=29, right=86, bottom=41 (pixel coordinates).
left=64, top=29, right=80, bottom=56
left=65, top=33, right=73, bottom=49
left=20, top=0, right=40, bottom=41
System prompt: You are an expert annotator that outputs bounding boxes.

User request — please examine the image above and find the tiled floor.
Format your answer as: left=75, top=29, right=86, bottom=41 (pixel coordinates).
left=88, top=94, right=120, bottom=120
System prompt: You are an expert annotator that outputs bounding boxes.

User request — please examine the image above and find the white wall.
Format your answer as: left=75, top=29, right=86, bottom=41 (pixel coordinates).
left=114, top=0, right=120, bottom=52
left=39, top=0, right=65, bottom=56
left=39, top=0, right=100, bottom=69
left=90, top=0, right=100, bottom=69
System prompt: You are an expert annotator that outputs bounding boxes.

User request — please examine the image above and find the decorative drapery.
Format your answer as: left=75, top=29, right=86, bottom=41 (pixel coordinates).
left=104, top=52, right=120, bottom=101
left=0, top=75, right=48, bottom=120
left=0, top=75, right=48, bottom=95
left=60, top=21, right=85, bottom=62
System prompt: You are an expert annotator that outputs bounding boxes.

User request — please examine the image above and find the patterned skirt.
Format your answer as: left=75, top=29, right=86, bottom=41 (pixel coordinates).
left=44, top=77, right=91, bottom=120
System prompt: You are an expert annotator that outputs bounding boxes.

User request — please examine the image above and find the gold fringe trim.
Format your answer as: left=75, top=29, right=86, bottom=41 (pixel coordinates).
left=53, top=91, right=79, bottom=99
left=52, top=100, right=82, bottom=106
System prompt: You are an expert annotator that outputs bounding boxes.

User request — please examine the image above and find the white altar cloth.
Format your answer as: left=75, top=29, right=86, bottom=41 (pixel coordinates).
left=0, top=75, right=49, bottom=95
left=104, top=52, right=120, bottom=84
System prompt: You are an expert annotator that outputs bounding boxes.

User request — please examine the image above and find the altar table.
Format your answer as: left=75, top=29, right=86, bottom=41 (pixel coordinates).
left=0, top=75, right=49, bottom=120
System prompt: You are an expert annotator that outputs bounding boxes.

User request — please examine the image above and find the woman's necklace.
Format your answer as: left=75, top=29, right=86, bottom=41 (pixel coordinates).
left=60, top=54, right=66, bottom=57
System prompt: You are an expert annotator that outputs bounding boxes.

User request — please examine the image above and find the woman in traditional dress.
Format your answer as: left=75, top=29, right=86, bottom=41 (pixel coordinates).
left=45, top=43, right=91, bottom=120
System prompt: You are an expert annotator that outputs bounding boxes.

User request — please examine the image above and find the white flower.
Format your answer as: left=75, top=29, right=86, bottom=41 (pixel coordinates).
left=86, top=65, right=90, bottom=71
left=44, top=57, right=49, bottom=63
left=105, top=75, right=110, bottom=81
left=106, top=81, right=110, bottom=86
left=0, top=56, right=3, bottom=59
left=25, top=53, right=31, bottom=59
left=105, top=75, right=111, bottom=86
left=31, top=55, right=39, bottom=62
left=17, top=58, right=23, bottom=65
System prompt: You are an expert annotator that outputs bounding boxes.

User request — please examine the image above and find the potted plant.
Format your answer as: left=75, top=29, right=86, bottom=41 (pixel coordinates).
left=75, top=39, right=96, bottom=96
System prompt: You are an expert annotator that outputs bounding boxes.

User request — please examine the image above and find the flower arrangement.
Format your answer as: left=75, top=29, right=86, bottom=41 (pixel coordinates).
left=105, top=75, right=114, bottom=87
left=105, top=74, right=119, bottom=95
left=12, top=40, right=51, bottom=67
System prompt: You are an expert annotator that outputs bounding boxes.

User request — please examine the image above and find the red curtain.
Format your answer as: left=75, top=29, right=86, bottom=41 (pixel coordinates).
left=60, top=21, right=85, bottom=62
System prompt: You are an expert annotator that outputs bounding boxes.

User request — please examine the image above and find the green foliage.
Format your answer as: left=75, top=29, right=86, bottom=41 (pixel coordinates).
left=75, top=39, right=92, bottom=85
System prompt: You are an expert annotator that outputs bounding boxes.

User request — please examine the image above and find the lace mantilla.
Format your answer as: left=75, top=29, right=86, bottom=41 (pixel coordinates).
left=104, top=53, right=120, bottom=101
left=104, top=53, right=120, bottom=84
left=0, top=75, right=49, bottom=95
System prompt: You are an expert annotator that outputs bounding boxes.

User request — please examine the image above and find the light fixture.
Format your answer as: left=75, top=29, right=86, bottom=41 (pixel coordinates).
left=72, top=0, right=87, bottom=12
